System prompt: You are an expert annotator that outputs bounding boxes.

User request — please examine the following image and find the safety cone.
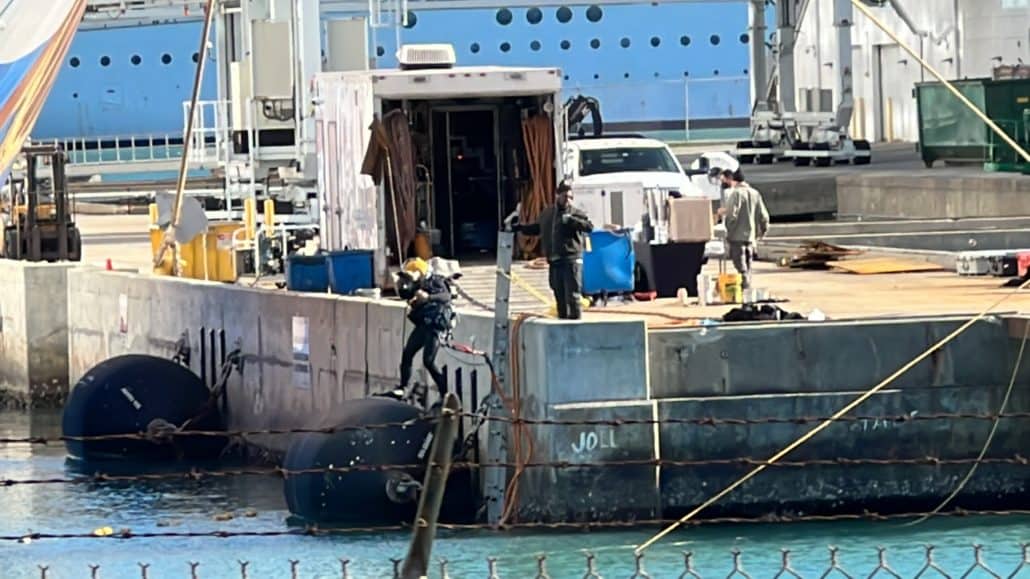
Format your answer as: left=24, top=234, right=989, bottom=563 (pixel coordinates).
left=105, top=259, right=112, bottom=271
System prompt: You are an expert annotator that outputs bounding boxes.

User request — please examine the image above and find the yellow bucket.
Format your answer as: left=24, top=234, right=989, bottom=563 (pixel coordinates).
left=718, top=273, right=743, bottom=304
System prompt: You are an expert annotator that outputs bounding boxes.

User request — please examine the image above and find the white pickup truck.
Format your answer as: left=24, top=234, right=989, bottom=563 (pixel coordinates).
left=564, top=136, right=710, bottom=199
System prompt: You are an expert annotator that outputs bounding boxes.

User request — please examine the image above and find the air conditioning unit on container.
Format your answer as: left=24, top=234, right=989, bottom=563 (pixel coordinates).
left=397, top=44, right=456, bottom=70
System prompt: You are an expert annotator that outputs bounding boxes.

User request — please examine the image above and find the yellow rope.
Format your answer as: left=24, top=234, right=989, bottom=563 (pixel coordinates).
left=636, top=277, right=1030, bottom=554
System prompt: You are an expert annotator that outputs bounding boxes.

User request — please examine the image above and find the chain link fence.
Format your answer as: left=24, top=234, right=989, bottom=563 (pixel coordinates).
left=28, top=543, right=1030, bottom=578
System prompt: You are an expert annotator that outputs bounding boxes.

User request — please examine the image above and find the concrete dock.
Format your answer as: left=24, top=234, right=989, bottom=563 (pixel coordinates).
left=2, top=147, right=1028, bottom=522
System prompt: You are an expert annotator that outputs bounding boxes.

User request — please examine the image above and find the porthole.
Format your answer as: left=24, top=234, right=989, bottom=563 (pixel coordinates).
left=680, top=35, right=691, bottom=46
left=589, top=38, right=600, bottom=49
left=623, top=72, right=630, bottom=79
left=586, top=5, right=602, bottom=22
left=620, top=37, right=631, bottom=48
left=530, top=40, right=541, bottom=51
left=376, top=46, right=385, bottom=57
left=496, top=8, right=513, bottom=25
left=653, top=72, right=660, bottom=78
left=500, top=42, right=511, bottom=52
left=404, top=11, right=417, bottom=28
left=100, top=56, right=111, bottom=67
left=527, top=7, right=542, bottom=24
left=560, top=40, right=571, bottom=50
left=131, top=54, right=142, bottom=65
left=710, top=34, right=721, bottom=45
left=161, top=53, right=172, bottom=64
left=470, top=42, right=481, bottom=54
left=650, top=36, right=661, bottom=47
left=563, top=74, right=570, bottom=80
left=192, top=52, right=199, bottom=63
left=739, top=33, right=750, bottom=44
left=743, top=68, right=749, bottom=75
left=69, top=57, right=80, bottom=68
left=593, top=73, right=599, bottom=79
left=72, top=92, right=79, bottom=99
left=683, top=71, right=690, bottom=77
left=556, top=6, right=573, bottom=23
left=713, top=69, right=720, bottom=75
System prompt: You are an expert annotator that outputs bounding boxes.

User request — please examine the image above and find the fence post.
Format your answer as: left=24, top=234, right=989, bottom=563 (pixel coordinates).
left=399, top=393, right=462, bottom=579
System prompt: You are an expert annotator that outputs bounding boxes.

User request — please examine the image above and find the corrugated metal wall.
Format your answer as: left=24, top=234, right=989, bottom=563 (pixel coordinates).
left=793, top=0, right=1029, bottom=143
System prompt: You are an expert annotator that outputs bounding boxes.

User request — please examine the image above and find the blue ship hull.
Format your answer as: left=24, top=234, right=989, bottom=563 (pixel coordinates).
left=36, top=2, right=767, bottom=141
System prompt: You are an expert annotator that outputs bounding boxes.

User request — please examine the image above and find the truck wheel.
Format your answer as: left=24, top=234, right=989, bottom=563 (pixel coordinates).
left=853, top=140, right=872, bottom=165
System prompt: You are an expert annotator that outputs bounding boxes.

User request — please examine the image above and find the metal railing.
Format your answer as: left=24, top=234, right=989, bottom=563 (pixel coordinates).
left=31, top=134, right=184, bottom=167
left=28, top=543, right=1030, bottom=578
left=182, top=99, right=232, bottom=169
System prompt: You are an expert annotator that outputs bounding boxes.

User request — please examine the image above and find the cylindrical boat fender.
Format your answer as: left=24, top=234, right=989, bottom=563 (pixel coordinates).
left=61, top=354, right=227, bottom=462
left=282, top=397, right=435, bottom=525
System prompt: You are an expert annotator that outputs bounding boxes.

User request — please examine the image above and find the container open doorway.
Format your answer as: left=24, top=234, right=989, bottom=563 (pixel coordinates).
left=431, top=107, right=500, bottom=258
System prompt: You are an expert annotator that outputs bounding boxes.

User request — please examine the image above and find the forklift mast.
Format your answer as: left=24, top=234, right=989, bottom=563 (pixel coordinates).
left=1, top=144, right=81, bottom=262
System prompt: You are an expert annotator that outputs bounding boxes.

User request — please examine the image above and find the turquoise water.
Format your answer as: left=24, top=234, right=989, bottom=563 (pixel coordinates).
left=1, top=410, right=1027, bottom=578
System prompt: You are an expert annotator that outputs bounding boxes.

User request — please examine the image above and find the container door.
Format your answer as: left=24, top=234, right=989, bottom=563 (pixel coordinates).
left=313, top=73, right=377, bottom=256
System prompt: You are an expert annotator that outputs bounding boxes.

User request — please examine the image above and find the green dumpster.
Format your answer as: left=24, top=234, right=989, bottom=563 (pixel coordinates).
left=915, top=77, right=1030, bottom=172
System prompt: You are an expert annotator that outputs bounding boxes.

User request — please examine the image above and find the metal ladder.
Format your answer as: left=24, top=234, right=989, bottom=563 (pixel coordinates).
left=483, top=231, right=514, bottom=526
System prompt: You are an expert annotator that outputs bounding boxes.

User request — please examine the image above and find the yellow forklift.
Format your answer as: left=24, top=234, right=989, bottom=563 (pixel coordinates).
left=1, top=144, right=81, bottom=262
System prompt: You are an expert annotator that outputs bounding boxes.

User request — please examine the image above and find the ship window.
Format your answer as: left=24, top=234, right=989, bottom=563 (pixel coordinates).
left=586, top=5, right=602, bottom=22
left=376, top=46, right=385, bottom=57
left=530, top=40, right=541, bottom=51
left=564, top=74, right=569, bottom=80
left=623, top=72, right=630, bottom=78
left=743, top=68, right=749, bottom=75
left=404, top=11, right=417, bottom=28
left=710, top=35, right=721, bottom=45
left=556, top=6, right=572, bottom=23
left=192, top=52, right=199, bottom=63
left=500, top=42, right=511, bottom=52
left=560, top=40, right=571, bottom=50
left=680, top=36, right=691, bottom=46
left=683, top=71, right=690, bottom=77
left=654, top=72, right=660, bottom=78
left=496, top=8, right=512, bottom=25
left=740, top=33, right=750, bottom=44
left=161, top=53, right=172, bottom=64
left=72, top=92, right=79, bottom=99
left=70, top=57, right=80, bottom=68
left=650, top=36, right=661, bottom=47
left=527, top=7, right=542, bottom=24
left=131, top=54, right=142, bottom=65
left=590, top=38, right=600, bottom=49
left=713, top=69, right=720, bottom=75
left=470, top=42, right=480, bottom=54
left=593, top=73, right=599, bottom=79
left=100, top=56, right=111, bottom=67
left=620, top=37, right=631, bottom=48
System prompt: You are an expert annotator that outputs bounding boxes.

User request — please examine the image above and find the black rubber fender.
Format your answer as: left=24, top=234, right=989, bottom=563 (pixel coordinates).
left=282, top=397, right=435, bottom=524
left=61, top=354, right=226, bottom=462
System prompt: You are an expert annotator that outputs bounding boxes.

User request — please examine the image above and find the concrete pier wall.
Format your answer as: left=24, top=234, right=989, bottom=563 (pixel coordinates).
left=65, top=269, right=501, bottom=454
left=0, top=261, right=74, bottom=407
left=9, top=264, right=1028, bottom=522
left=514, top=315, right=1030, bottom=521
left=837, top=174, right=1030, bottom=220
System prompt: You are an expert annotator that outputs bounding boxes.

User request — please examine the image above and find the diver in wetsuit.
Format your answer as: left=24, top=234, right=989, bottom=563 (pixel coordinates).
left=396, top=257, right=455, bottom=402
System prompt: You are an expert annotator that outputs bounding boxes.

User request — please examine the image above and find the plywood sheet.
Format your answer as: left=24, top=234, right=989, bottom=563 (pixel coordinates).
left=828, top=258, right=946, bottom=275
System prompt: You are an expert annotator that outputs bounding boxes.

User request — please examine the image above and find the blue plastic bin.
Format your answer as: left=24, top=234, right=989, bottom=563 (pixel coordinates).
left=327, top=250, right=375, bottom=295
left=582, top=229, right=635, bottom=295
left=286, top=253, right=329, bottom=292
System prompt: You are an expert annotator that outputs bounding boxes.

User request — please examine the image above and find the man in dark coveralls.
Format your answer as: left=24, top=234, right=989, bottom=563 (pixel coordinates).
left=513, top=182, right=595, bottom=320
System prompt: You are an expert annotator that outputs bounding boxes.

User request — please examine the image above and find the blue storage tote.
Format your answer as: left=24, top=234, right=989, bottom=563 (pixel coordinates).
left=582, top=229, right=635, bottom=295
left=327, top=249, right=375, bottom=295
left=286, top=253, right=329, bottom=292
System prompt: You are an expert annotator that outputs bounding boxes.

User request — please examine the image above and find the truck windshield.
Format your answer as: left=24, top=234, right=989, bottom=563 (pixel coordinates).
left=579, top=147, right=679, bottom=176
